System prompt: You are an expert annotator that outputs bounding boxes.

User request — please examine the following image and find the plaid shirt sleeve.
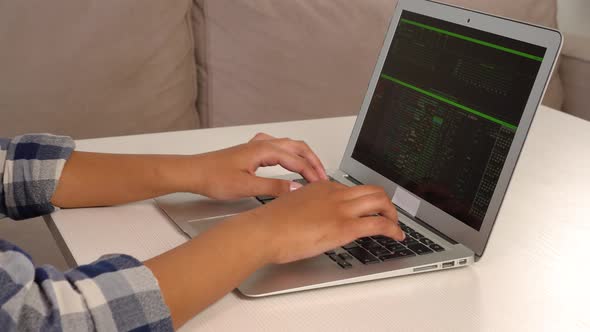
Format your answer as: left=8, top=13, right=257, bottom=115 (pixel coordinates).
left=0, top=134, right=173, bottom=331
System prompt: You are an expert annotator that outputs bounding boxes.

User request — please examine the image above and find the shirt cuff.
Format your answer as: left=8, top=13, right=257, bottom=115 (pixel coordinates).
left=2, top=134, right=75, bottom=219
left=67, top=254, right=174, bottom=331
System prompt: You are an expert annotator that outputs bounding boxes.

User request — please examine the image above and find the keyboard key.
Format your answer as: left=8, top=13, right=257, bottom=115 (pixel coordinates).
left=407, top=243, right=434, bottom=255
left=367, top=246, right=390, bottom=257
left=379, top=253, right=399, bottom=261
left=375, top=237, right=397, bottom=245
left=390, top=249, right=416, bottom=258
left=356, top=237, right=374, bottom=245
left=255, top=196, right=277, bottom=205
left=420, top=238, right=435, bottom=246
left=293, top=178, right=309, bottom=185
left=338, top=261, right=353, bottom=269
left=384, top=243, right=405, bottom=252
left=346, top=247, right=380, bottom=264
left=325, top=250, right=336, bottom=255
left=327, top=254, right=340, bottom=262
left=338, top=253, right=353, bottom=261
left=410, top=232, right=424, bottom=239
left=361, top=241, right=382, bottom=250
left=380, top=249, right=415, bottom=261
left=328, top=176, right=340, bottom=183
left=399, top=237, right=419, bottom=246
left=429, top=244, right=445, bottom=252
left=400, top=224, right=415, bottom=233
left=255, top=195, right=275, bottom=201
left=293, top=177, right=340, bottom=185
left=342, top=242, right=359, bottom=250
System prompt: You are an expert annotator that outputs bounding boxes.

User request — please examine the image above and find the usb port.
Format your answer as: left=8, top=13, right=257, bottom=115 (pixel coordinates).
left=442, top=261, right=455, bottom=268
left=458, top=259, right=467, bottom=265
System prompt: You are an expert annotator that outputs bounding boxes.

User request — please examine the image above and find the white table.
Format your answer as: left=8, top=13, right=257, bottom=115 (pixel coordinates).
left=49, top=106, right=590, bottom=332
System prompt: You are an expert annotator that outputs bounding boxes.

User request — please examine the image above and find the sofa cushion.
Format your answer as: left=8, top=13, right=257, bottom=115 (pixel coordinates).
left=201, top=0, right=398, bottom=127
left=0, top=0, right=198, bottom=139
left=200, top=0, right=562, bottom=128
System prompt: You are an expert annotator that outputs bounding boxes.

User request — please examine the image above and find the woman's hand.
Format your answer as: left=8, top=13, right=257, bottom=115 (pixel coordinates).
left=146, top=180, right=404, bottom=328
left=52, top=132, right=327, bottom=208
left=230, top=180, right=405, bottom=264
left=184, top=133, right=329, bottom=200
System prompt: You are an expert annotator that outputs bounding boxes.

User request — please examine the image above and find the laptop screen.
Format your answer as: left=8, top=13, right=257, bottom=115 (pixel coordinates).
left=352, top=10, right=547, bottom=231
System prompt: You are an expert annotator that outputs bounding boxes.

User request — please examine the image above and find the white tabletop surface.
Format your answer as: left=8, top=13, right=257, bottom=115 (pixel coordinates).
left=50, top=106, right=590, bottom=332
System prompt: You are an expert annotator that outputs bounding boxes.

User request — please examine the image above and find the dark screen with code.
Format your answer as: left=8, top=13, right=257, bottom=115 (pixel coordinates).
left=352, top=11, right=546, bottom=230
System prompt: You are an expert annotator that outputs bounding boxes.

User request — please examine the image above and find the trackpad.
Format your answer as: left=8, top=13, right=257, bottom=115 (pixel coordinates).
left=155, top=193, right=261, bottom=236
left=188, top=215, right=232, bottom=234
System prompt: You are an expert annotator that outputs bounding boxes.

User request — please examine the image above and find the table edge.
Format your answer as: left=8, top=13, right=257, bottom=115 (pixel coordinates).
left=44, top=214, right=78, bottom=268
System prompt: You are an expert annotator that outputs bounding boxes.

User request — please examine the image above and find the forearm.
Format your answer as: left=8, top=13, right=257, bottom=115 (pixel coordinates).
left=51, top=151, right=199, bottom=208
left=144, top=213, right=270, bottom=329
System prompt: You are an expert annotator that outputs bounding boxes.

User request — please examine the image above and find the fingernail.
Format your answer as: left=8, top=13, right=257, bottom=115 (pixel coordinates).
left=290, top=181, right=304, bottom=191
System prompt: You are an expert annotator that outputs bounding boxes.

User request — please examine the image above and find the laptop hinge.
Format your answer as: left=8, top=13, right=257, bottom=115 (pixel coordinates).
left=396, top=208, right=458, bottom=245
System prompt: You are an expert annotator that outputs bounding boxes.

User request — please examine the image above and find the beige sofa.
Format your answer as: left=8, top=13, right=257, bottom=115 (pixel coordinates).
left=1, top=0, right=588, bottom=139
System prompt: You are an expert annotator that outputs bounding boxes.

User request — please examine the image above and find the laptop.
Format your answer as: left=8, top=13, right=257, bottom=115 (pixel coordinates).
left=156, top=0, right=562, bottom=297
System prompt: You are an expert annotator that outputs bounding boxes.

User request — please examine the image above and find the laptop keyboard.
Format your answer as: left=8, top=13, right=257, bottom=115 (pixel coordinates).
left=255, top=178, right=445, bottom=269
left=324, top=221, right=445, bottom=269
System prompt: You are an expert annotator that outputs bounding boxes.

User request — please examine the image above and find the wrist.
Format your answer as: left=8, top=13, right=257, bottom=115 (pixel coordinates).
left=225, top=209, right=275, bottom=267
left=156, top=154, right=205, bottom=194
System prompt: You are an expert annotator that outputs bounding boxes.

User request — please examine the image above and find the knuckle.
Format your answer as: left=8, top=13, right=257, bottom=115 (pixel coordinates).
left=290, top=140, right=310, bottom=152
left=252, top=132, right=266, bottom=140
left=296, top=140, right=309, bottom=148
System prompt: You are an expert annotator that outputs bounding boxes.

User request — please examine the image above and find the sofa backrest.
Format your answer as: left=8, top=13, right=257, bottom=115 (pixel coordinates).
left=199, top=0, right=563, bottom=128
left=0, top=0, right=564, bottom=139
left=0, top=0, right=199, bottom=139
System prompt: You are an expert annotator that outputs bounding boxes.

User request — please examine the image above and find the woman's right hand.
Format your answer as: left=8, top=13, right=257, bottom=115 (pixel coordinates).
left=146, top=180, right=405, bottom=329
left=234, top=180, right=406, bottom=265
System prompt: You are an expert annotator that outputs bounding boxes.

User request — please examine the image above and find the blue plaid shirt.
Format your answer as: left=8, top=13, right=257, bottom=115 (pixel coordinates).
left=0, top=134, right=173, bottom=331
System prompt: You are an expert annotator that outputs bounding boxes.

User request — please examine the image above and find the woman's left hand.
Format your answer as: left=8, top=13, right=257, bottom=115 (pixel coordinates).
left=182, top=133, right=329, bottom=200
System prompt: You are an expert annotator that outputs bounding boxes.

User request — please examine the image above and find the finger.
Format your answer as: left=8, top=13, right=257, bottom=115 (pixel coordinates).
left=347, top=192, right=398, bottom=222
left=347, top=216, right=405, bottom=241
left=273, top=139, right=328, bottom=180
left=259, top=146, right=320, bottom=182
left=250, top=132, right=275, bottom=142
left=242, top=176, right=302, bottom=197
left=340, top=185, right=389, bottom=201
left=344, top=193, right=403, bottom=240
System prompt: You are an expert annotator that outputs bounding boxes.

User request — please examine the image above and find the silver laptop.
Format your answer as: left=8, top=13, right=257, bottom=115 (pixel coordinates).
left=156, top=0, right=561, bottom=297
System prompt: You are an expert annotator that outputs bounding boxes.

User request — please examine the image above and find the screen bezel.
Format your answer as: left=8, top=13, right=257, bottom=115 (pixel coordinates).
left=339, top=0, right=562, bottom=257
